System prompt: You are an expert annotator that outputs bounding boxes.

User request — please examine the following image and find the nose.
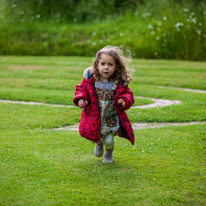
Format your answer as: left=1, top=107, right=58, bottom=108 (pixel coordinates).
left=104, top=64, right=109, bottom=69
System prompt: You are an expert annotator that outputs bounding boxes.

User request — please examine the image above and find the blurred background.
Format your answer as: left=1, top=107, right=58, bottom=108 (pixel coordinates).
left=0, top=0, right=205, bottom=60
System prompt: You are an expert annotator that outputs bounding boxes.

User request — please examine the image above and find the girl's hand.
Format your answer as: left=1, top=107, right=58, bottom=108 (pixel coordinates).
left=117, top=98, right=126, bottom=107
left=78, top=99, right=88, bottom=108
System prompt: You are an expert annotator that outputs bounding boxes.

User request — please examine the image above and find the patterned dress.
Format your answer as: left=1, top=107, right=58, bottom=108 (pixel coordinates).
left=95, top=80, right=120, bottom=138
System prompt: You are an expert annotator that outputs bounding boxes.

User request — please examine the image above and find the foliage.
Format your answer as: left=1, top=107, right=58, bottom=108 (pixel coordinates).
left=3, top=0, right=140, bottom=22
left=0, top=0, right=206, bottom=59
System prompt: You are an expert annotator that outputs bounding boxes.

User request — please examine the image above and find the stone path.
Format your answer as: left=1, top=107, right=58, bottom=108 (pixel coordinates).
left=132, top=122, right=206, bottom=129
left=55, top=122, right=206, bottom=131
left=0, top=100, right=73, bottom=108
left=2, top=86, right=205, bottom=109
left=159, top=86, right=206, bottom=94
left=0, top=86, right=205, bottom=130
left=134, top=96, right=181, bottom=108
left=0, top=96, right=181, bottom=109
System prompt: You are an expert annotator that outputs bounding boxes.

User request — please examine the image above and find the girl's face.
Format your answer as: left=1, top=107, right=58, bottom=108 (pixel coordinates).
left=98, top=53, right=116, bottom=82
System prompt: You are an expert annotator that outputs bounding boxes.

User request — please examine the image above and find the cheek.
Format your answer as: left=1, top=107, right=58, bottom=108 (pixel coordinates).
left=97, top=64, right=101, bottom=71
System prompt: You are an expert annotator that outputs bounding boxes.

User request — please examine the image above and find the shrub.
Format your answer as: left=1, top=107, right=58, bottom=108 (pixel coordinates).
left=0, top=0, right=205, bottom=60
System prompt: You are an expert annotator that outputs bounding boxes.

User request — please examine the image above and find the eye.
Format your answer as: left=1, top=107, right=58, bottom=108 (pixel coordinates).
left=109, top=63, right=113, bottom=66
left=100, top=62, right=105, bottom=66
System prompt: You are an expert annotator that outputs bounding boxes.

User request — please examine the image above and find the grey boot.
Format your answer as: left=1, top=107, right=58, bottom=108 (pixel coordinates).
left=103, top=148, right=113, bottom=163
left=94, top=139, right=104, bottom=157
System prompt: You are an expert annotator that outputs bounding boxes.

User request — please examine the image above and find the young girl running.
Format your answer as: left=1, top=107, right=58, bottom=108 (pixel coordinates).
left=73, top=46, right=135, bottom=163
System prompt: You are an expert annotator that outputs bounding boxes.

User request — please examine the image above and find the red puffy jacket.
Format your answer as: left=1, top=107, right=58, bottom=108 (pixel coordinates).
left=73, top=68, right=135, bottom=145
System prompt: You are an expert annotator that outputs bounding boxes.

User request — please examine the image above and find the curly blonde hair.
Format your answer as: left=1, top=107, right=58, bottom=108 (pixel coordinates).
left=91, top=46, right=133, bottom=84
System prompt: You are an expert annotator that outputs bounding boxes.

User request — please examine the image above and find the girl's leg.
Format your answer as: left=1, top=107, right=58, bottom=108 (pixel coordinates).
left=94, top=138, right=104, bottom=157
left=103, top=134, right=114, bottom=163
left=103, top=133, right=114, bottom=149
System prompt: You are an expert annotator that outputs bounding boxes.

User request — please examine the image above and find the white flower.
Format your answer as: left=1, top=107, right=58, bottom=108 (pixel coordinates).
left=158, top=22, right=162, bottom=26
left=163, top=16, right=167, bottom=21
left=187, top=16, right=197, bottom=24
left=148, top=24, right=154, bottom=30
left=142, top=12, right=151, bottom=18
left=183, top=8, right=189, bottom=12
left=191, top=18, right=197, bottom=24
left=175, top=22, right=184, bottom=31
left=196, top=29, right=202, bottom=35
left=36, top=14, right=41, bottom=18
left=175, top=22, right=184, bottom=28
left=156, top=37, right=160, bottom=41
left=119, top=33, right=124, bottom=37
left=92, top=42, right=96, bottom=46
left=151, top=31, right=155, bottom=35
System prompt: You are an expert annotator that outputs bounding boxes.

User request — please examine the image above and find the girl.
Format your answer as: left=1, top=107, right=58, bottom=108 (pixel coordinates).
left=73, top=46, right=135, bottom=163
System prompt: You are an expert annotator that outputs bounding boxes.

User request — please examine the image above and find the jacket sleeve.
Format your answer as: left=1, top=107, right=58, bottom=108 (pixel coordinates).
left=73, top=78, right=90, bottom=106
left=116, top=86, right=134, bottom=110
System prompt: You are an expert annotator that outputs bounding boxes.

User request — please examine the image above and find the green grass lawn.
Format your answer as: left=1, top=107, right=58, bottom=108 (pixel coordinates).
left=0, top=56, right=206, bottom=205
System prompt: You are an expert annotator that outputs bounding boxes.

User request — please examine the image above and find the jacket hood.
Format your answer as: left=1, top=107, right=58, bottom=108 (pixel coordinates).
left=83, top=67, right=93, bottom=80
